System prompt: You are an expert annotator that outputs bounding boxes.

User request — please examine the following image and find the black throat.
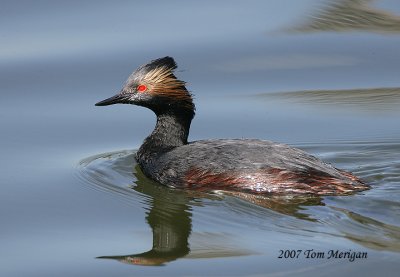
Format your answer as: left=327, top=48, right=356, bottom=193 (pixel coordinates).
left=137, top=108, right=194, bottom=162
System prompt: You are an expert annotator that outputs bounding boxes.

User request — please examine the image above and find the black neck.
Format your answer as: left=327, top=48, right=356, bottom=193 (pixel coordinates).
left=138, top=110, right=194, bottom=157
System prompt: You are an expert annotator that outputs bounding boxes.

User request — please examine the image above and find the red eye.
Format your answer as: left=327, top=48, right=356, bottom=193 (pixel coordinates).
left=137, top=84, right=147, bottom=92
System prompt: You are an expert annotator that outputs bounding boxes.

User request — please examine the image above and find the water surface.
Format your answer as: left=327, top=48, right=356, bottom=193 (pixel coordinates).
left=1, top=0, right=400, bottom=276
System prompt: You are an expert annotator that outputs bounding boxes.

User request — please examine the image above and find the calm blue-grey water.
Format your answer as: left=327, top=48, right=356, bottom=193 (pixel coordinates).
left=1, top=0, right=400, bottom=276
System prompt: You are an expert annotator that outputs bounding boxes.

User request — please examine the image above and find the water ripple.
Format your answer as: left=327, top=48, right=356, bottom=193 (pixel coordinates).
left=77, top=139, right=400, bottom=253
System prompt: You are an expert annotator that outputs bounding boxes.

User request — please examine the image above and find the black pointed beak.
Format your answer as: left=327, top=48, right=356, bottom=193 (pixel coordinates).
left=95, top=93, right=128, bottom=106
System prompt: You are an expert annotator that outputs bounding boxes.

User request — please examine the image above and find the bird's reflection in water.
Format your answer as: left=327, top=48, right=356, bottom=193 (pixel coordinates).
left=97, top=164, right=325, bottom=266
left=98, top=165, right=193, bottom=266
left=217, top=190, right=324, bottom=221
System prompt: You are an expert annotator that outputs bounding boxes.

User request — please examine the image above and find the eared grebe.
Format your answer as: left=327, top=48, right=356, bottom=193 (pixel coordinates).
left=95, top=57, right=369, bottom=195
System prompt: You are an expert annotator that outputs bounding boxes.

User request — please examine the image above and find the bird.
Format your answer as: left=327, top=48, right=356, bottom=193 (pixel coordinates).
left=95, top=56, right=369, bottom=196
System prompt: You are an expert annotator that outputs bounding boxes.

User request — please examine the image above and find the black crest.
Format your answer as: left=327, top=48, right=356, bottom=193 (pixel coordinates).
left=138, top=56, right=177, bottom=74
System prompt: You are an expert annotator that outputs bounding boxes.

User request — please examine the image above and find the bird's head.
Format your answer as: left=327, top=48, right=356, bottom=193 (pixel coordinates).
left=95, top=56, right=195, bottom=116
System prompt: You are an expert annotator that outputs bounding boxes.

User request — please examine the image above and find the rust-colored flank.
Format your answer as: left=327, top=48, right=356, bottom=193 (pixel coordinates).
left=184, top=167, right=368, bottom=195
